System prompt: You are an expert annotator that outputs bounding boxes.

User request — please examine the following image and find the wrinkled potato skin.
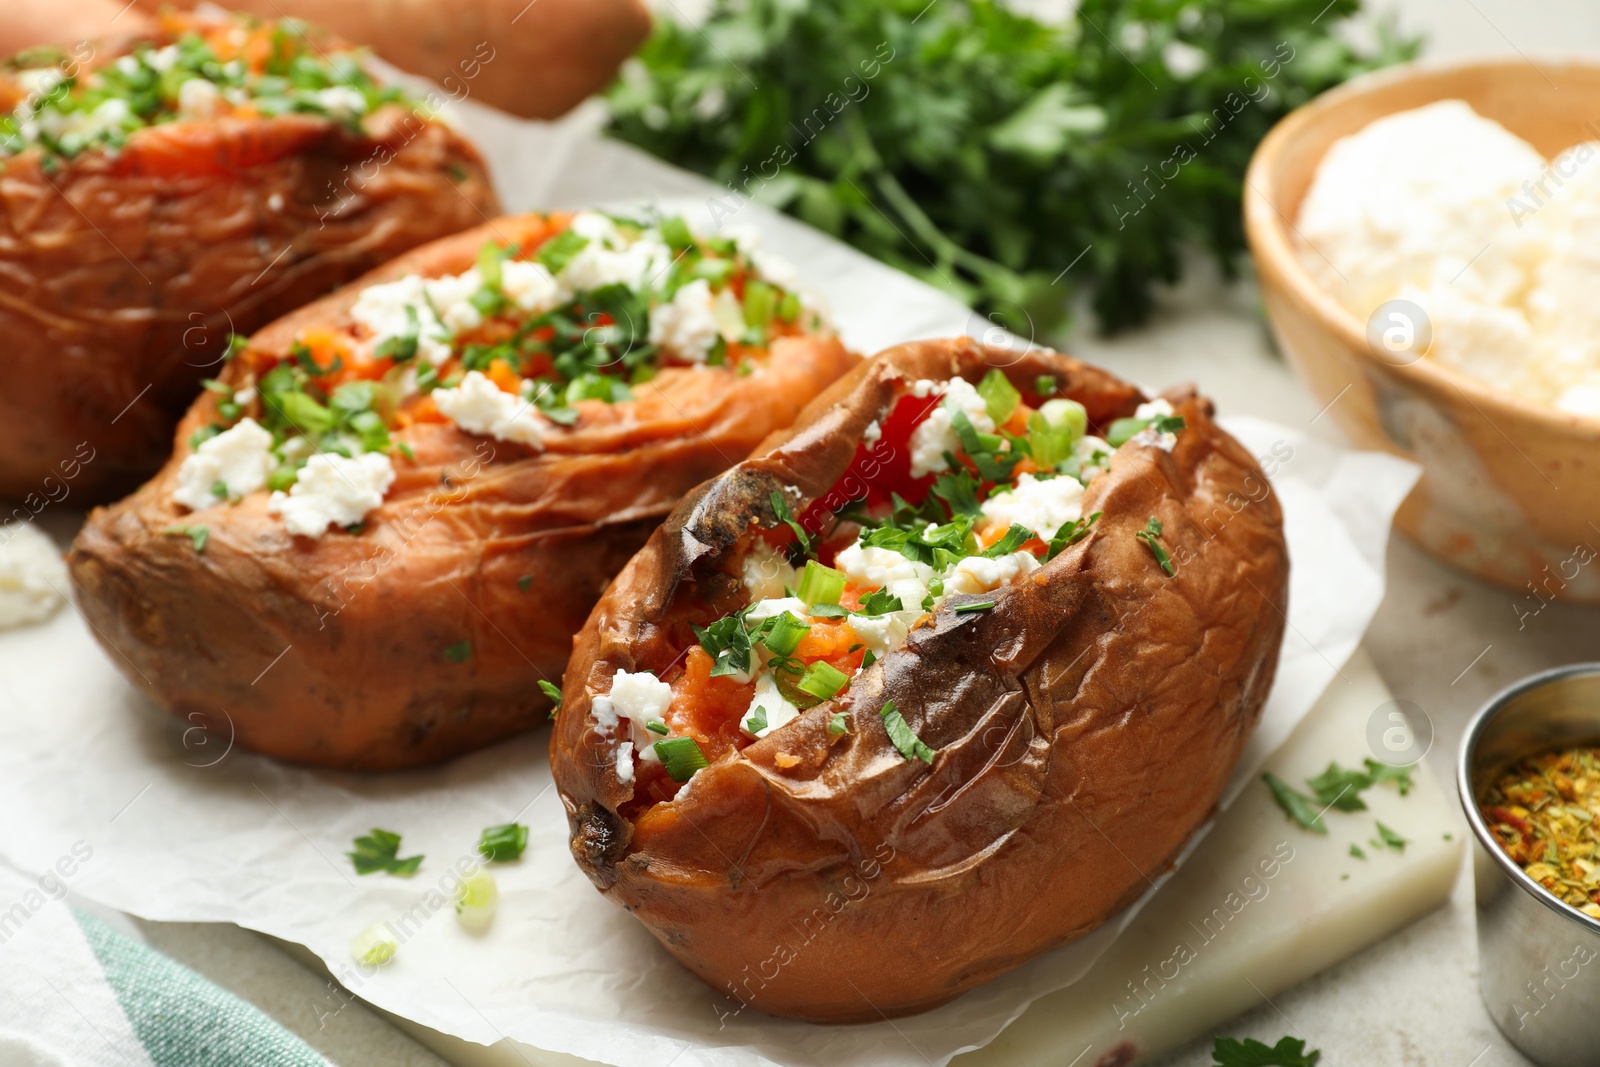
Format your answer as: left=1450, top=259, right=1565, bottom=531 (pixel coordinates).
left=552, top=338, right=1289, bottom=1022
left=68, top=215, right=857, bottom=770
left=0, top=31, right=498, bottom=503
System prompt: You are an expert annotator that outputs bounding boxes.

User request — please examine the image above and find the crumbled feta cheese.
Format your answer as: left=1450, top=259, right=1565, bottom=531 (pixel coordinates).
left=314, top=86, right=368, bottom=117
left=648, top=279, right=721, bottom=363
left=15, top=68, right=62, bottom=98
left=145, top=45, right=179, bottom=74
left=834, top=543, right=935, bottom=612
left=432, top=370, right=547, bottom=449
left=979, top=473, right=1084, bottom=537
left=500, top=260, right=562, bottom=313
left=607, top=669, right=673, bottom=733
left=846, top=610, right=917, bottom=658
left=559, top=213, right=672, bottom=293
left=173, top=417, right=275, bottom=510
left=597, top=669, right=675, bottom=765
left=176, top=78, right=221, bottom=120
left=741, top=542, right=797, bottom=601
left=350, top=275, right=453, bottom=365
left=268, top=452, right=394, bottom=538
left=114, top=55, right=140, bottom=78
left=424, top=268, right=485, bottom=335
left=745, top=597, right=810, bottom=623
left=908, top=377, right=995, bottom=478
left=615, top=741, right=635, bottom=784
left=0, top=522, right=67, bottom=630
left=943, top=550, right=1040, bottom=596
left=1132, top=398, right=1179, bottom=451
left=862, top=420, right=883, bottom=448
left=742, top=670, right=801, bottom=739
left=234, top=384, right=256, bottom=405
left=1072, top=435, right=1113, bottom=482
left=1134, top=399, right=1174, bottom=420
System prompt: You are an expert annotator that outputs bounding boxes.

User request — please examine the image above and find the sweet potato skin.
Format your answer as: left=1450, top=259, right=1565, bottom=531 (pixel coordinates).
left=67, top=215, right=857, bottom=770
left=552, top=337, right=1290, bottom=1021
left=0, top=32, right=498, bottom=504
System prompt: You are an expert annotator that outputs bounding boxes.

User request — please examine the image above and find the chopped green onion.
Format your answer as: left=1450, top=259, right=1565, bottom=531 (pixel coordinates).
left=1034, top=374, right=1058, bottom=397
left=953, top=600, right=996, bottom=613
left=443, top=640, right=473, bottom=663
left=351, top=923, right=399, bottom=967
left=879, top=700, right=935, bottom=763
left=454, top=868, right=498, bottom=931
left=760, top=612, right=811, bottom=658
left=646, top=720, right=669, bottom=735
left=796, top=559, right=846, bottom=606
left=1026, top=411, right=1075, bottom=469
left=538, top=679, right=561, bottom=719
left=659, top=215, right=695, bottom=250
left=742, top=279, right=777, bottom=327
left=797, top=661, right=849, bottom=702
left=655, top=736, right=710, bottom=782
left=476, top=822, right=529, bottom=863
left=977, top=368, right=1021, bottom=425
left=163, top=525, right=209, bottom=552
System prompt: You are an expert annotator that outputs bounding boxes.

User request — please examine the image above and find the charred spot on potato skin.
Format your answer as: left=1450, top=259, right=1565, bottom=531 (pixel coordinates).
left=570, top=801, right=630, bottom=889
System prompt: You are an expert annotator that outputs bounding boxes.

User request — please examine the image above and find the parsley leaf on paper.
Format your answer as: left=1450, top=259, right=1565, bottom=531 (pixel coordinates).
left=1212, top=1035, right=1320, bottom=1067
left=1263, top=773, right=1326, bottom=835
left=1305, top=761, right=1373, bottom=812
left=348, top=829, right=423, bottom=876
left=608, top=0, right=1418, bottom=336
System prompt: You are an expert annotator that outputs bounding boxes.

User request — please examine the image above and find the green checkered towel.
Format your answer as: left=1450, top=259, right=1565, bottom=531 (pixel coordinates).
left=0, top=888, right=330, bottom=1067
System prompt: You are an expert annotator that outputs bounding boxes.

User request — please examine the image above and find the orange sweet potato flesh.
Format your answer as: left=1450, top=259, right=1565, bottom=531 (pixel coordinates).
left=0, top=24, right=498, bottom=504
left=67, top=214, right=858, bottom=770
left=551, top=337, right=1290, bottom=1021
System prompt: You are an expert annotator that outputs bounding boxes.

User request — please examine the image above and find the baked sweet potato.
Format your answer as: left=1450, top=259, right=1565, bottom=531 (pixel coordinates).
left=69, top=210, right=856, bottom=769
left=551, top=337, right=1290, bottom=1021
left=0, top=11, right=498, bottom=503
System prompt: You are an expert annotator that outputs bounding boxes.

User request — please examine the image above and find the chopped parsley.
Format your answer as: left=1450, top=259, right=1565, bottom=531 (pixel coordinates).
left=1135, top=516, right=1175, bottom=576
left=879, top=700, right=934, bottom=764
left=443, top=640, right=473, bottom=664
left=1375, top=821, right=1408, bottom=853
left=1211, top=1036, right=1320, bottom=1067
left=828, top=712, right=851, bottom=736
left=1263, top=773, right=1326, bottom=835
left=348, top=828, right=423, bottom=876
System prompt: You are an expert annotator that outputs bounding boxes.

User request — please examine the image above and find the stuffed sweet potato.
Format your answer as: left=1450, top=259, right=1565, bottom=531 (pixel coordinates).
left=551, top=337, right=1290, bottom=1021
left=0, top=10, right=497, bottom=503
left=69, top=210, right=855, bottom=769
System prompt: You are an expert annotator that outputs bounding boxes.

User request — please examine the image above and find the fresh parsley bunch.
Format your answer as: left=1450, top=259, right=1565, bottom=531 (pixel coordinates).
left=607, top=0, right=1418, bottom=336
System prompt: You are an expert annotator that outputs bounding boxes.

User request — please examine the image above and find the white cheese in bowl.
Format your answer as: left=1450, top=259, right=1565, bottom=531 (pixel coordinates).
left=1295, top=100, right=1600, bottom=413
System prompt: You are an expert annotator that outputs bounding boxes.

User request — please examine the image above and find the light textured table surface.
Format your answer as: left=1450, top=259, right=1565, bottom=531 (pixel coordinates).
left=116, top=3, right=1599, bottom=1064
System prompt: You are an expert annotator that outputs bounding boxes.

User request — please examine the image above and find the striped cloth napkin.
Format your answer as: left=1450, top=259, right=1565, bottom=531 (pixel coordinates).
left=0, top=861, right=330, bottom=1067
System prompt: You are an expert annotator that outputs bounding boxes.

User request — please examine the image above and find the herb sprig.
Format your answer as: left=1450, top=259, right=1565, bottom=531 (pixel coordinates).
left=609, top=0, right=1418, bottom=335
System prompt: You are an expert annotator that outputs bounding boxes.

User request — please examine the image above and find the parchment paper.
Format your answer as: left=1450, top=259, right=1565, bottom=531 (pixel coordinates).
left=0, top=98, right=1420, bottom=1067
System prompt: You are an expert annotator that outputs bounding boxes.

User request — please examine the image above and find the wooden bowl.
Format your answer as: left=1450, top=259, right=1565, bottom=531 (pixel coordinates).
left=1245, top=56, right=1600, bottom=601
